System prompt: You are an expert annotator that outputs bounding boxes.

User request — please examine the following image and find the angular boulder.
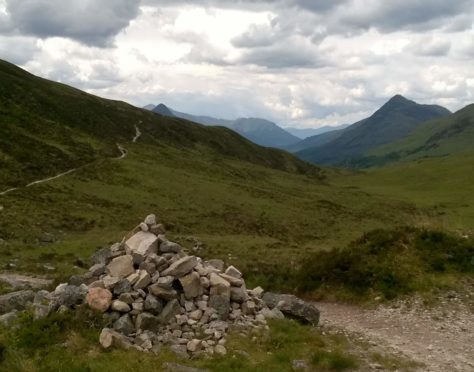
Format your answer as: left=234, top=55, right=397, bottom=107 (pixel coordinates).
left=161, top=256, right=198, bottom=278
left=262, top=292, right=320, bottom=325
left=179, top=272, right=202, bottom=299
left=106, top=255, right=134, bottom=278
left=160, top=241, right=182, bottom=254
left=158, top=299, right=181, bottom=324
left=113, top=314, right=135, bottom=335
left=99, top=328, right=133, bottom=350
left=125, top=231, right=158, bottom=258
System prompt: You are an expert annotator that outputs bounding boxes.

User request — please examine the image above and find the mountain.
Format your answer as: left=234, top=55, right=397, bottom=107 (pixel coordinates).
left=0, top=59, right=319, bottom=189
left=148, top=104, right=299, bottom=149
left=283, top=124, right=349, bottom=139
left=358, top=103, right=474, bottom=166
left=142, top=104, right=155, bottom=111
left=152, top=103, right=174, bottom=117
left=230, top=118, right=300, bottom=148
left=296, top=95, right=451, bottom=167
left=171, top=109, right=233, bottom=127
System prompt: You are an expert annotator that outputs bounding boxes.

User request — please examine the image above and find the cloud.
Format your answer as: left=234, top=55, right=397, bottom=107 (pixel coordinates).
left=0, top=36, right=39, bottom=64
left=5, top=0, right=140, bottom=47
left=405, top=36, right=451, bottom=57
left=339, top=0, right=474, bottom=32
left=238, top=39, right=326, bottom=68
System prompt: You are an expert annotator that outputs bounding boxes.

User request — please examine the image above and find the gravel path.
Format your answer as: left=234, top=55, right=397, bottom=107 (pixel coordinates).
left=316, top=296, right=474, bottom=371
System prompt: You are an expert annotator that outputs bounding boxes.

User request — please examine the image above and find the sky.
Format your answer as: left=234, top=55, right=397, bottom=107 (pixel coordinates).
left=0, top=0, right=473, bottom=128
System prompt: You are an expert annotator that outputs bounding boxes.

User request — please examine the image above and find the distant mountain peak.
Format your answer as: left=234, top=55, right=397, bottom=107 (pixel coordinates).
left=152, top=103, right=174, bottom=117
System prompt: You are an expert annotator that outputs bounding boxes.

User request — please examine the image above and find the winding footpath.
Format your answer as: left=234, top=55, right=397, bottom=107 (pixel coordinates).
left=0, top=124, right=142, bottom=197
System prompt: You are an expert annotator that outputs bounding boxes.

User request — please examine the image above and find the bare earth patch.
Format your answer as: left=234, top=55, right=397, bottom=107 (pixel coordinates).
left=316, top=294, right=474, bottom=371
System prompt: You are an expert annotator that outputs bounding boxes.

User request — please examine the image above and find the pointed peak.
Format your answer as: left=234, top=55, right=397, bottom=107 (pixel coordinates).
left=152, top=103, right=174, bottom=117
left=388, top=94, right=410, bottom=103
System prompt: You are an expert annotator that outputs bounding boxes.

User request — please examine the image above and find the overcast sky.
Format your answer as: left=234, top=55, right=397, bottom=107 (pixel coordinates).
left=0, top=0, right=473, bottom=128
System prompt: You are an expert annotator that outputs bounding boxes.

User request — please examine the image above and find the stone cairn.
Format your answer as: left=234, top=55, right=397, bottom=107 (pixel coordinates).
left=23, top=214, right=320, bottom=358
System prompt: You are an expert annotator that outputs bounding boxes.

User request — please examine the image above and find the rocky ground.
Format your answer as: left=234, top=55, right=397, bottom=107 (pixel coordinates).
left=317, top=292, right=474, bottom=371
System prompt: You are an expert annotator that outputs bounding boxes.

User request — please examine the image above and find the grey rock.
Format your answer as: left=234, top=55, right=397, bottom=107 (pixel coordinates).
left=134, top=270, right=151, bottom=290
left=89, top=263, right=106, bottom=276
left=205, top=259, right=224, bottom=272
left=91, top=247, right=111, bottom=265
left=148, top=284, right=178, bottom=300
left=107, top=255, right=134, bottom=279
left=158, top=299, right=181, bottom=324
left=224, top=265, right=242, bottom=278
left=113, top=314, right=135, bottom=335
left=230, top=286, right=248, bottom=304
left=135, top=312, right=160, bottom=332
left=118, top=292, right=134, bottom=304
left=162, top=256, right=198, bottom=278
left=138, top=261, right=156, bottom=275
left=209, top=273, right=230, bottom=288
left=113, top=279, right=132, bottom=296
left=144, top=214, right=157, bottom=226
left=51, top=284, right=87, bottom=308
left=125, top=231, right=158, bottom=258
left=99, top=328, right=133, bottom=350
left=156, top=276, right=174, bottom=289
left=144, top=294, right=163, bottom=315
left=209, top=287, right=230, bottom=321
left=111, top=300, right=131, bottom=313
left=179, top=272, right=202, bottom=299
left=262, top=293, right=320, bottom=325
left=160, top=241, right=182, bottom=254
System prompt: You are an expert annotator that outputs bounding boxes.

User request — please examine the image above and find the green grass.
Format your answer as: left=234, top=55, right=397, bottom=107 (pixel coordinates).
left=0, top=141, right=431, bottom=288
left=0, top=311, right=364, bottom=372
left=296, top=227, right=474, bottom=300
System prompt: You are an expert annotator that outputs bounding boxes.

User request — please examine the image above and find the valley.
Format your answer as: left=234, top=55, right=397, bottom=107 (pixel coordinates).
left=0, top=60, right=473, bottom=371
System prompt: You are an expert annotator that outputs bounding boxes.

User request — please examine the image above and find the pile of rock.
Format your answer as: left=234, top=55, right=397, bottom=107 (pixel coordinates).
left=0, top=214, right=320, bottom=358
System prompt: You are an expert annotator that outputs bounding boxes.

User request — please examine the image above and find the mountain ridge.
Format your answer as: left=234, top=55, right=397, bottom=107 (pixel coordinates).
left=295, top=95, right=451, bottom=167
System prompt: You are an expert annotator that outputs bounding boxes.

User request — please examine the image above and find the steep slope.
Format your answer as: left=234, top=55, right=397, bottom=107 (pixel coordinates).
left=230, top=118, right=300, bottom=148
left=296, top=95, right=451, bottom=167
left=0, top=59, right=320, bottom=189
left=284, top=124, right=349, bottom=140
left=359, top=103, right=474, bottom=166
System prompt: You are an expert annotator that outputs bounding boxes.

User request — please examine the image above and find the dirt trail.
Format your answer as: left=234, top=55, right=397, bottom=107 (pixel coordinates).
left=316, top=297, right=474, bottom=371
left=0, top=124, right=141, bottom=197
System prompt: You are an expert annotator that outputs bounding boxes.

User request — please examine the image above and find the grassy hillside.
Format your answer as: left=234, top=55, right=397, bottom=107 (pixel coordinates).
left=357, top=103, right=474, bottom=166
left=0, top=59, right=318, bottom=189
left=296, top=95, right=451, bottom=167
left=341, top=152, right=474, bottom=230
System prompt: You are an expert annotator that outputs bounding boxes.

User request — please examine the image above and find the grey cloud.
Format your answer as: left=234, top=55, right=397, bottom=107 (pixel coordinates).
left=406, top=37, right=451, bottom=57
left=232, top=24, right=277, bottom=48
left=183, top=39, right=232, bottom=66
left=5, top=0, right=140, bottom=47
left=0, top=36, right=39, bottom=64
left=341, top=0, right=473, bottom=32
left=239, top=41, right=326, bottom=69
